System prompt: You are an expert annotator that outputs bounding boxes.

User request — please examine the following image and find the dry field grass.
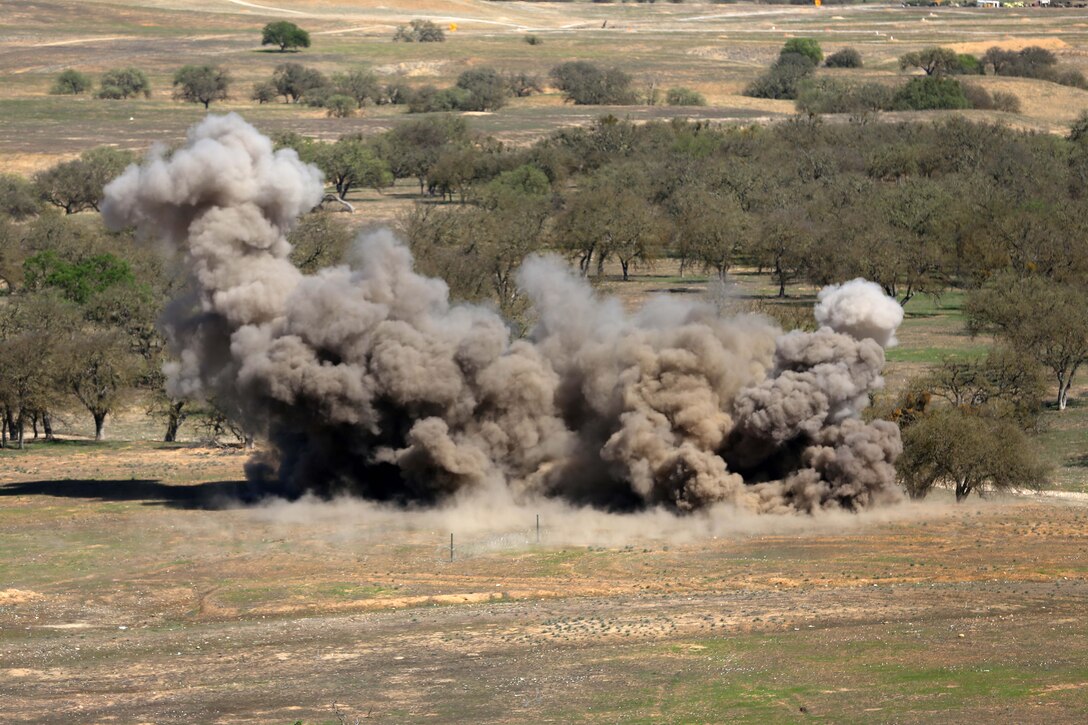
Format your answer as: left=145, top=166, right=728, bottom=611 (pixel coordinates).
left=4, top=2, right=1088, bottom=170
left=3, top=3, right=1088, bottom=722
left=2, top=446, right=1088, bottom=722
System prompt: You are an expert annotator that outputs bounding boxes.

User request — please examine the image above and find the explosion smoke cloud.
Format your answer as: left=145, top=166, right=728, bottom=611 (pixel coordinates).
left=103, top=114, right=904, bottom=515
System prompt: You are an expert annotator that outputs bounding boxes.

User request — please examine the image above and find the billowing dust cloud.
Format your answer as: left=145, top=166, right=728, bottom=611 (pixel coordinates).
left=103, top=114, right=904, bottom=515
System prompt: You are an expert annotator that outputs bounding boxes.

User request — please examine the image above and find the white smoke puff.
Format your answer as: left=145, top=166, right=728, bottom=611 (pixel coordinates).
left=813, top=279, right=903, bottom=348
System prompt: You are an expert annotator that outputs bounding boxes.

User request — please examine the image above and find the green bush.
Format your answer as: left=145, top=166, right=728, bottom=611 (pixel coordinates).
left=795, top=78, right=893, bottom=114
left=325, top=94, right=356, bottom=118
left=957, top=54, right=983, bottom=75
left=393, top=19, right=445, bottom=42
left=824, top=48, right=862, bottom=69
left=0, top=174, right=40, bottom=220
left=97, top=67, right=150, bottom=100
left=550, top=61, right=637, bottom=105
left=455, top=67, right=510, bottom=111
left=961, top=83, right=1021, bottom=113
left=665, top=87, right=706, bottom=106
left=781, top=38, right=823, bottom=65
left=745, top=52, right=816, bottom=100
left=51, top=69, right=92, bottom=95
left=251, top=81, right=278, bottom=104
left=407, top=85, right=472, bottom=113
left=892, top=76, right=968, bottom=111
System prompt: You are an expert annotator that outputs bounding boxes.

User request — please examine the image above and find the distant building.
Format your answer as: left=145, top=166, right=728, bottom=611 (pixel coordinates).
left=977, top=0, right=1002, bottom=6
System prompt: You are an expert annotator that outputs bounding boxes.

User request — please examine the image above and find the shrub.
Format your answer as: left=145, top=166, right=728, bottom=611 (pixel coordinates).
left=455, top=67, right=510, bottom=111
left=665, top=87, right=706, bottom=106
left=0, top=174, right=40, bottom=220
left=394, top=19, right=445, bottom=42
left=550, top=61, right=637, bottom=105
left=333, top=69, right=381, bottom=107
left=524, top=34, right=543, bottom=46
left=97, top=68, right=150, bottom=100
left=957, top=53, right=983, bottom=75
left=51, top=69, right=92, bottom=95
left=892, top=76, right=969, bottom=111
left=1055, top=68, right=1088, bottom=90
left=744, top=52, right=816, bottom=100
left=505, top=72, right=543, bottom=98
left=961, top=83, right=1021, bottom=113
left=824, top=48, right=862, bottom=69
left=272, top=63, right=327, bottom=103
left=324, top=94, right=356, bottom=118
left=982, top=45, right=1084, bottom=88
left=1069, top=111, right=1088, bottom=144
left=407, top=85, right=472, bottom=113
left=796, top=78, right=893, bottom=114
left=251, top=81, right=278, bottom=104
left=781, top=38, right=823, bottom=65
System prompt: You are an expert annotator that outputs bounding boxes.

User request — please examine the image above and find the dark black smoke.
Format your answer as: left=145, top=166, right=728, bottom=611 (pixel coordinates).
left=102, top=114, right=904, bottom=515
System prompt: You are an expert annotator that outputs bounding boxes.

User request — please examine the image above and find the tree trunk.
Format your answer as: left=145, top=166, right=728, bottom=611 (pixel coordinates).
left=94, top=412, right=107, bottom=442
left=42, top=411, right=54, bottom=441
left=955, top=476, right=970, bottom=502
left=579, top=250, right=593, bottom=275
left=31, top=414, right=39, bottom=440
left=621, top=259, right=630, bottom=281
left=164, top=401, right=186, bottom=443
left=4, top=408, right=16, bottom=448
left=1057, top=374, right=1071, bottom=411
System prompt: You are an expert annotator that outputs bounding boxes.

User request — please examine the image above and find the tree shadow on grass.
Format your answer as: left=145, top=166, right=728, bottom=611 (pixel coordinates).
left=0, top=478, right=263, bottom=510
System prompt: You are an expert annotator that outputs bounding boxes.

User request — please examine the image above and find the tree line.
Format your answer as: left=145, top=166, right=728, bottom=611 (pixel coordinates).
left=3, top=112, right=1086, bottom=502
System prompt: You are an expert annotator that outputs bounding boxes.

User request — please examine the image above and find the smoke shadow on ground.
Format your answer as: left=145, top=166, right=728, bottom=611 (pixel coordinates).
left=0, top=479, right=254, bottom=510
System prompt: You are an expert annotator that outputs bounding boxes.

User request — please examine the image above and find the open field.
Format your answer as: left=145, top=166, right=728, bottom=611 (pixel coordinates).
left=3, top=2, right=1088, bottom=722
left=2, top=447, right=1088, bottom=723
left=5, top=1, right=1088, bottom=172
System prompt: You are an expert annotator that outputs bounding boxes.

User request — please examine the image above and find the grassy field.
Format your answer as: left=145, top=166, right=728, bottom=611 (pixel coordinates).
left=3, top=2, right=1088, bottom=722
left=4, top=1, right=1088, bottom=172
left=2, top=446, right=1088, bottom=722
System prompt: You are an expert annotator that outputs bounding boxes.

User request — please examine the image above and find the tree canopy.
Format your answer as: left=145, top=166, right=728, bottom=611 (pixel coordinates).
left=172, top=65, right=230, bottom=109
left=51, top=69, right=92, bottom=95
left=261, top=21, right=310, bottom=52
left=97, top=67, right=150, bottom=100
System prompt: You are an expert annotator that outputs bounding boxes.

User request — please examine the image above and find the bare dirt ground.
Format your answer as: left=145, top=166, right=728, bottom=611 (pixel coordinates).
left=2, top=444, right=1088, bottom=723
